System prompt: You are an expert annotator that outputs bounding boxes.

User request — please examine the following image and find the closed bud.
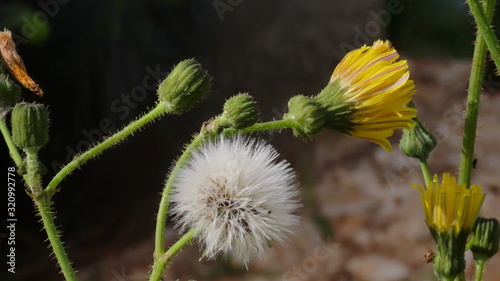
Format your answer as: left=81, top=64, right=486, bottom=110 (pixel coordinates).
left=470, top=217, right=500, bottom=261
left=283, top=95, right=327, bottom=139
left=11, top=102, right=49, bottom=150
left=0, top=74, right=21, bottom=113
left=222, top=93, right=258, bottom=129
left=399, top=108, right=437, bottom=161
left=157, top=59, right=212, bottom=114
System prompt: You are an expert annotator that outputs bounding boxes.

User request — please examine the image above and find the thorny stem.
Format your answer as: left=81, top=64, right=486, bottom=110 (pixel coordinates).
left=459, top=0, right=496, bottom=187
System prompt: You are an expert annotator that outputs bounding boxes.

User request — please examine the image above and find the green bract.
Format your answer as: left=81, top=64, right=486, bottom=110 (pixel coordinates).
left=11, top=102, right=49, bottom=150
left=157, top=59, right=212, bottom=114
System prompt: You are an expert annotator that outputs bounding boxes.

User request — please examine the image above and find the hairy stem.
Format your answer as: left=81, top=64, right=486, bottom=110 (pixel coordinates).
left=459, top=0, right=496, bottom=186
left=466, top=0, right=500, bottom=73
left=25, top=148, right=78, bottom=281
left=154, top=131, right=207, bottom=259
left=0, top=116, right=22, bottom=167
left=46, top=102, right=171, bottom=194
left=222, top=119, right=296, bottom=135
left=149, top=229, right=196, bottom=281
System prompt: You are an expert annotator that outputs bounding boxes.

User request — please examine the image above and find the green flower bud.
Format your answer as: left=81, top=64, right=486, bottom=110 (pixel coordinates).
left=0, top=74, right=21, bottom=113
left=222, top=93, right=258, bottom=129
left=11, top=102, right=50, bottom=150
left=157, top=59, right=212, bottom=114
left=470, top=217, right=500, bottom=261
left=399, top=112, right=437, bottom=161
left=433, top=230, right=468, bottom=280
left=283, top=95, right=327, bottom=139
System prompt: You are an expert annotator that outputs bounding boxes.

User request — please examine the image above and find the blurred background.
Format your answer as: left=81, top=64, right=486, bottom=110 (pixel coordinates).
left=1, top=0, right=500, bottom=280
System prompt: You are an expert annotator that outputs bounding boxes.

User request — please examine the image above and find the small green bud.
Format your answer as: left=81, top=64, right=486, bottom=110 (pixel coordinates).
left=283, top=95, right=327, bottom=138
left=0, top=74, right=21, bottom=113
left=222, top=93, right=258, bottom=129
left=157, top=59, right=212, bottom=114
left=11, top=102, right=50, bottom=150
left=399, top=113, right=437, bottom=161
left=470, top=217, right=500, bottom=261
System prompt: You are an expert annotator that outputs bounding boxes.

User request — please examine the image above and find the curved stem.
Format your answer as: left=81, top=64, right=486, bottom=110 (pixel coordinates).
left=154, top=131, right=208, bottom=258
left=0, top=116, right=22, bottom=167
left=46, top=102, right=171, bottom=194
left=149, top=229, right=196, bottom=281
left=467, top=0, right=500, bottom=73
left=25, top=148, right=78, bottom=281
left=474, top=259, right=486, bottom=281
left=459, top=0, right=495, bottom=186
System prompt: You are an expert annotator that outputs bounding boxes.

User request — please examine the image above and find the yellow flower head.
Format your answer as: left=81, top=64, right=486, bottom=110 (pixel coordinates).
left=413, top=173, right=485, bottom=236
left=320, top=40, right=416, bottom=151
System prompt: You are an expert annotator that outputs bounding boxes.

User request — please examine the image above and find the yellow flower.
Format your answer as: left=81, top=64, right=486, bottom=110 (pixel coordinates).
left=319, top=40, right=416, bottom=151
left=413, top=173, right=485, bottom=236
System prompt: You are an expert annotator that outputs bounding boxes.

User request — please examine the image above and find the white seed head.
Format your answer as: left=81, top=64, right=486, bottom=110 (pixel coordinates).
left=170, top=136, right=300, bottom=266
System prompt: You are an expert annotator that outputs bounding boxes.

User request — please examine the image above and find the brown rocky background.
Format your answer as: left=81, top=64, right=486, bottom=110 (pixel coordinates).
left=1, top=0, right=499, bottom=281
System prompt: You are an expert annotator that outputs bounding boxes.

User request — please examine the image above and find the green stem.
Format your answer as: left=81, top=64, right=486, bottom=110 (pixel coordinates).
left=459, top=0, right=496, bottom=186
left=149, top=229, right=196, bottom=281
left=466, top=0, right=500, bottom=73
left=24, top=148, right=78, bottom=281
left=474, top=259, right=486, bottom=281
left=420, top=160, right=432, bottom=187
left=36, top=196, right=78, bottom=281
left=222, top=119, right=295, bottom=135
left=46, top=102, right=171, bottom=194
left=154, top=131, right=207, bottom=259
left=0, top=116, right=22, bottom=167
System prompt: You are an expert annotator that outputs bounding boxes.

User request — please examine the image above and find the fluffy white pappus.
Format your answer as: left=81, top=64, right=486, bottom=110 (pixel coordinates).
left=170, top=136, right=300, bottom=266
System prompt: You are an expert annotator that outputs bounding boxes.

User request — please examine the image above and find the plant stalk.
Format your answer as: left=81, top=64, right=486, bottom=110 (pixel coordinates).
left=459, top=0, right=496, bottom=186
left=0, top=116, right=22, bottom=167
left=46, top=102, right=171, bottom=194
left=149, top=229, right=196, bottom=281
left=25, top=148, right=78, bottom=281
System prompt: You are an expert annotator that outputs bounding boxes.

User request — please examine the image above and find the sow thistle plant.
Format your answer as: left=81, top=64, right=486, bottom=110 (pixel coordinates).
left=1, top=1, right=500, bottom=280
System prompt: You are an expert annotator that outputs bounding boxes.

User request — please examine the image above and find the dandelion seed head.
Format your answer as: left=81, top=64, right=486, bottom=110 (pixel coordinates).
left=170, top=136, right=300, bottom=266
